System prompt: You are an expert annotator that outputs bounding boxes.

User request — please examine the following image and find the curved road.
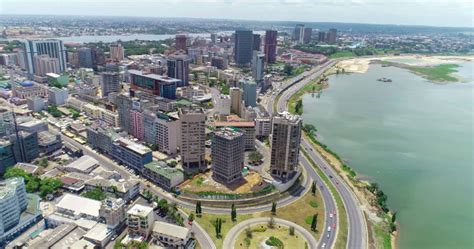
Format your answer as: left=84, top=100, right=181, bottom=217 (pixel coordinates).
left=222, top=217, right=318, bottom=249
left=272, top=60, right=368, bottom=249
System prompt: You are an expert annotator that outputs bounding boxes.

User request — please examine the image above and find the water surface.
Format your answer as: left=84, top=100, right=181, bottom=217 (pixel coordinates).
left=302, top=62, right=474, bottom=249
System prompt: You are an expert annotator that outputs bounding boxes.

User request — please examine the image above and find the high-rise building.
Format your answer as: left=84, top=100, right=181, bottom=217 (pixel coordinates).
left=78, top=47, right=93, bottom=68
left=48, top=87, right=69, bottom=106
left=270, top=112, right=302, bottom=180
left=230, top=87, right=242, bottom=116
left=303, top=28, right=313, bottom=44
left=234, top=30, right=253, bottom=66
left=293, top=24, right=305, bottom=43
left=328, top=28, right=337, bottom=44
left=213, top=121, right=255, bottom=151
left=212, top=128, right=245, bottom=184
left=264, top=30, right=277, bottom=64
left=167, top=54, right=190, bottom=87
left=33, top=55, right=60, bottom=77
left=128, top=69, right=179, bottom=99
left=252, top=34, right=261, bottom=51
left=210, top=33, right=217, bottom=44
left=241, top=79, right=257, bottom=107
left=112, top=137, right=152, bottom=171
left=216, top=95, right=231, bottom=115
left=23, top=39, right=67, bottom=76
left=318, top=31, right=326, bottom=43
left=175, top=34, right=187, bottom=51
left=179, top=107, right=206, bottom=173
left=91, top=47, right=106, bottom=68
left=0, top=107, right=14, bottom=137
left=27, top=96, right=45, bottom=113
left=143, top=111, right=179, bottom=155
left=0, top=140, right=16, bottom=174
left=0, top=178, right=27, bottom=236
left=101, top=72, right=120, bottom=97
left=109, top=43, right=125, bottom=61
left=10, top=131, right=39, bottom=163
left=251, top=51, right=265, bottom=83
left=211, top=57, right=226, bottom=70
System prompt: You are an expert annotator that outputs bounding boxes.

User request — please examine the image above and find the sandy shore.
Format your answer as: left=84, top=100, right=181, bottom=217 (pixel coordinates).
left=336, top=55, right=474, bottom=74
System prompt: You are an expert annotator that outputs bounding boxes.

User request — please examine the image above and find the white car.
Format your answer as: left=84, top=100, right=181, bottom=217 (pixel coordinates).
left=329, top=213, right=333, bottom=218
left=327, top=226, right=331, bottom=232
left=322, top=243, right=326, bottom=248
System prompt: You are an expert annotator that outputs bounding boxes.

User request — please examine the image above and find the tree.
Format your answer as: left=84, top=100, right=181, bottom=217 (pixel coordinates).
left=245, top=226, right=253, bottom=239
left=303, top=124, right=317, bottom=137
left=158, top=199, right=169, bottom=214
left=38, top=157, right=49, bottom=167
left=310, top=214, right=318, bottom=231
left=294, top=99, right=303, bottom=115
left=215, top=218, right=222, bottom=238
left=231, top=203, right=237, bottom=222
left=248, top=151, right=263, bottom=163
left=311, top=181, right=317, bottom=196
left=167, top=160, right=178, bottom=167
left=289, top=226, right=295, bottom=236
left=271, top=202, right=277, bottom=215
left=188, top=213, right=194, bottom=222
left=195, top=201, right=202, bottom=217
left=81, top=187, right=107, bottom=201
left=268, top=217, right=275, bottom=229
left=283, top=64, right=294, bottom=76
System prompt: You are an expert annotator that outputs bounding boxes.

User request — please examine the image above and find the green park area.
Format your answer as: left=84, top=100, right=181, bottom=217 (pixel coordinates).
left=407, top=63, right=460, bottom=82
left=234, top=225, right=308, bottom=249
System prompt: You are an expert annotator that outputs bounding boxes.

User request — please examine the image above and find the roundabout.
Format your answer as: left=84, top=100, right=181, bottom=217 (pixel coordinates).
left=222, top=217, right=318, bottom=249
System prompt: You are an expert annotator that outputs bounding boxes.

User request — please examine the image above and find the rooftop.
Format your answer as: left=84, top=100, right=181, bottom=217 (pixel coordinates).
left=128, top=69, right=181, bottom=84
left=152, top=221, right=190, bottom=240
left=64, top=155, right=99, bottom=173
left=0, top=177, right=24, bottom=200
left=213, top=121, right=255, bottom=127
left=144, top=161, right=183, bottom=179
left=56, top=193, right=102, bottom=218
left=115, top=137, right=151, bottom=155
left=214, top=127, right=244, bottom=139
left=127, top=204, right=154, bottom=217
left=83, top=223, right=112, bottom=242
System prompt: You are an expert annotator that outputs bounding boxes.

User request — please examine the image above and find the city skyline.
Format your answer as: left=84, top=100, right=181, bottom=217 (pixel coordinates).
left=0, top=0, right=472, bottom=28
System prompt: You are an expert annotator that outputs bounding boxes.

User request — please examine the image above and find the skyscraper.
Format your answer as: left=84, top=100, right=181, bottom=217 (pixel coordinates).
left=78, top=47, right=93, bottom=68
left=270, top=112, right=302, bottom=180
left=318, top=31, right=327, bottom=43
left=179, top=107, right=206, bottom=173
left=230, top=87, right=242, bottom=116
left=101, top=72, right=120, bottom=97
left=241, top=79, right=257, bottom=108
left=293, top=24, right=305, bottom=43
left=0, top=178, right=27, bottom=235
left=212, top=128, right=245, bottom=184
left=110, top=43, right=125, bottom=61
left=167, top=54, right=190, bottom=87
left=33, top=55, right=60, bottom=77
left=328, top=29, right=338, bottom=44
left=251, top=51, right=265, bottom=83
left=0, top=107, right=14, bottom=137
left=303, top=28, right=313, bottom=44
left=264, top=30, right=277, bottom=64
left=234, top=30, right=253, bottom=66
left=10, top=131, right=40, bottom=163
left=175, top=35, right=187, bottom=51
left=23, top=39, right=67, bottom=76
left=252, top=34, right=261, bottom=51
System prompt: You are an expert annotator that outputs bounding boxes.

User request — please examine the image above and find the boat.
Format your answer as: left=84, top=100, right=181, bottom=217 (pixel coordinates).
left=377, top=77, right=393, bottom=83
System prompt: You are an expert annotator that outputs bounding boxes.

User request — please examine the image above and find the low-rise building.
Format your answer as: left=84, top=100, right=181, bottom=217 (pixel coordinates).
left=63, top=155, right=99, bottom=174
left=27, top=96, right=45, bottom=112
left=142, top=161, right=184, bottom=191
left=84, top=178, right=139, bottom=202
left=126, top=204, right=155, bottom=239
left=112, top=137, right=152, bottom=172
left=55, top=193, right=102, bottom=221
left=83, top=223, right=113, bottom=248
left=152, top=221, right=192, bottom=249
left=48, top=87, right=68, bottom=106
left=255, top=117, right=272, bottom=137
left=99, top=198, right=126, bottom=230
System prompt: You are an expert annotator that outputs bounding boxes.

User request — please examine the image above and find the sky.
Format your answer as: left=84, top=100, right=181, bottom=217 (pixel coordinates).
left=1, top=0, right=473, bottom=28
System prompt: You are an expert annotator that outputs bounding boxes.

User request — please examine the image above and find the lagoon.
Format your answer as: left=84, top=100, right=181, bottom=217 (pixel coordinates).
left=302, top=62, right=474, bottom=248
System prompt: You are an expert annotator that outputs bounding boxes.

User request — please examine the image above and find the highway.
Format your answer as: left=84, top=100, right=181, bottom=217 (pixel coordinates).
left=271, top=60, right=368, bottom=249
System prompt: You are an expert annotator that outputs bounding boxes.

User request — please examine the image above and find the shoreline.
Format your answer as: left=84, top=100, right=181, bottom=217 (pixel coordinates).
left=287, top=62, right=399, bottom=249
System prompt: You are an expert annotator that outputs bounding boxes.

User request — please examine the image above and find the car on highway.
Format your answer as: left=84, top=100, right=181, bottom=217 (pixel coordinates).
left=330, top=213, right=333, bottom=218
left=327, top=226, right=331, bottom=232
left=322, top=242, right=326, bottom=248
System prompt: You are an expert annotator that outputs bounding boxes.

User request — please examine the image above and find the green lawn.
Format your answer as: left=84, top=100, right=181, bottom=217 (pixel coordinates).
left=234, top=225, right=307, bottom=249
left=408, top=63, right=460, bottom=82
left=329, top=51, right=356, bottom=59
left=374, top=223, right=392, bottom=249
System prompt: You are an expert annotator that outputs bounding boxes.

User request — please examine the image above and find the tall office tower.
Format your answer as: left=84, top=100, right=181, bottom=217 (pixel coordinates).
left=293, top=24, right=305, bottom=43
left=0, top=140, right=16, bottom=173
left=252, top=34, right=261, bottom=51
left=211, top=128, right=245, bottom=184
left=116, top=94, right=133, bottom=132
left=33, top=55, right=60, bottom=77
left=241, top=79, right=257, bottom=108
left=270, top=112, right=302, bottom=180
left=78, top=47, right=93, bottom=68
left=234, top=30, right=253, bottom=66
left=303, top=28, right=313, bottom=44
left=109, top=43, right=125, bottom=61
left=23, top=39, right=67, bottom=76
left=328, top=28, right=337, bottom=44
left=91, top=47, right=106, bottom=68
left=230, top=87, right=242, bottom=116
left=175, top=35, right=187, bottom=51
left=210, top=33, right=217, bottom=44
left=0, top=178, right=28, bottom=235
left=167, top=54, right=190, bottom=87
left=9, top=131, right=39, bottom=163
left=0, top=107, right=14, bottom=137
left=179, top=107, right=206, bottom=173
left=101, top=72, right=120, bottom=97
left=143, top=111, right=179, bottom=155
left=318, top=31, right=327, bottom=43
left=251, top=51, right=265, bottom=83
left=264, top=30, right=277, bottom=64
